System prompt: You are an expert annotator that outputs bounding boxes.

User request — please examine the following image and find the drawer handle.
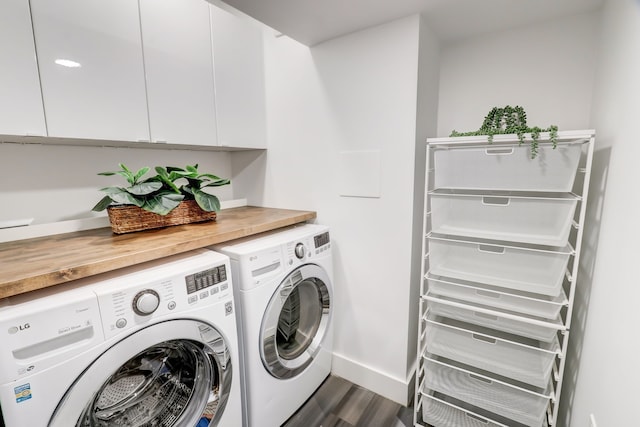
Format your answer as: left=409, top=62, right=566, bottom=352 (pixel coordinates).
left=476, top=289, right=501, bottom=299
left=482, top=196, right=510, bottom=206
left=469, top=373, right=493, bottom=385
left=474, top=311, right=499, bottom=321
left=472, top=333, right=497, bottom=344
left=478, top=245, right=505, bottom=254
left=485, top=147, right=514, bottom=156
left=465, top=412, right=490, bottom=424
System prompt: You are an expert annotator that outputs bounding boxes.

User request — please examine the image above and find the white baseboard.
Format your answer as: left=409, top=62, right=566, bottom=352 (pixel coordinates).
left=331, top=352, right=415, bottom=406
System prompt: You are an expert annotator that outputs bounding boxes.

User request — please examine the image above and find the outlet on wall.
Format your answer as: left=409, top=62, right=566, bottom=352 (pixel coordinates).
left=589, top=414, right=597, bottom=427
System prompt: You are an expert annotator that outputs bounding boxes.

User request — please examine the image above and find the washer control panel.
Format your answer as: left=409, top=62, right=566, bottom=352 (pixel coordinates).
left=96, top=261, right=231, bottom=340
left=132, top=289, right=161, bottom=316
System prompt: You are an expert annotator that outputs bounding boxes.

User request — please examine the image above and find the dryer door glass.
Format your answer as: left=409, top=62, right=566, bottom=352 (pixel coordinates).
left=49, top=320, right=233, bottom=427
left=261, top=264, right=331, bottom=379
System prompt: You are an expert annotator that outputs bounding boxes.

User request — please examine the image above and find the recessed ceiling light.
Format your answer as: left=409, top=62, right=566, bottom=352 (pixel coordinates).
left=54, top=59, right=81, bottom=68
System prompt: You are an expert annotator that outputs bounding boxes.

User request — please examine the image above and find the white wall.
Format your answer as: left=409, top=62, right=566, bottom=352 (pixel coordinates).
left=0, top=143, right=233, bottom=224
left=560, top=1, right=640, bottom=425
left=232, top=14, right=440, bottom=404
left=437, top=11, right=599, bottom=136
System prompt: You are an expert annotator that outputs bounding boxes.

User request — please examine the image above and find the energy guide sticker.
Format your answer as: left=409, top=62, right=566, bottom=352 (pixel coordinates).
left=14, top=383, right=32, bottom=403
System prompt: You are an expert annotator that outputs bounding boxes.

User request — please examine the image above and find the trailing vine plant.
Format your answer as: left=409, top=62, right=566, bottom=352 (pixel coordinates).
left=450, top=105, right=558, bottom=159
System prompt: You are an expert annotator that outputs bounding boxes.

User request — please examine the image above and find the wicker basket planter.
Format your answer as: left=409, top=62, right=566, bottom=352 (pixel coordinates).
left=107, top=200, right=217, bottom=234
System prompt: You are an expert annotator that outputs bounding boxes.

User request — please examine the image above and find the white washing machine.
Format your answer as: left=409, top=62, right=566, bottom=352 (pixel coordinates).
left=213, top=224, right=333, bottom=427
left=0, top=249, right=242, bottom=427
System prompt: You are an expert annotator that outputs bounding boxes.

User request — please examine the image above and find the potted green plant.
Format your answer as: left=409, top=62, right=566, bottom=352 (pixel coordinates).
left=92, top=163, right=230, bottom=234
left=449, top=105, right=558, bottom=159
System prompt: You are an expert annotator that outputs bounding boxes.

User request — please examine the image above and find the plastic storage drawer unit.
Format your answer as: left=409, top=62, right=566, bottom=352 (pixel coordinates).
left=424, top=358, right=551, bottom=427
left=427, top=276, right=567, bottom=320
left=430, top=192, right=578, bottom=247
left=432, top=143, right=582, bottom=192
left=428, top=236, right=571, bottom=297
left=425, top=317, right=559, bottom=388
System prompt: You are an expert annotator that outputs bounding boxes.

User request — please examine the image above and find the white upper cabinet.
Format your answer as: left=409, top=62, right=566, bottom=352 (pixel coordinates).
left=139, top=0, right=217, bottom=146
left=0, top=0, right=46, bottom=136
left=210, top=6, right=267, bottom=149
left=30, top=0, right=149, bottom=142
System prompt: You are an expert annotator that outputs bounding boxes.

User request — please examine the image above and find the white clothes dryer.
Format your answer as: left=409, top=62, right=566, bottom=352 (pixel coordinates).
left=213, top=224, right=333, bottom=427
left=0, top=250, right=242, bottom=427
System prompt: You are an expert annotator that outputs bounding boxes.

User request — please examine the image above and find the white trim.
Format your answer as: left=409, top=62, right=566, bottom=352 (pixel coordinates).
left=331, top=352, right=414, bottom=406
left=0, top=198, right=247, bottom=243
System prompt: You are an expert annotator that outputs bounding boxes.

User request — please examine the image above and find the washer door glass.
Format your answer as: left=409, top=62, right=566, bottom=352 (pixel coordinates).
left=49, top=320, right=232, bottom=427
left=260, top=264, right=331, bottom=379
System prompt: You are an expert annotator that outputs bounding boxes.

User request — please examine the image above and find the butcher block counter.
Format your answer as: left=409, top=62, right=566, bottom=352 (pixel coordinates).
left=0, top=206, right=316, bottom=300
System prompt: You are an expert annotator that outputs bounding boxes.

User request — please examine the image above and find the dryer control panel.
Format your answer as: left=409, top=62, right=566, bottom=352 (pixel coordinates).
left=285, top=231, right=331, bottom=265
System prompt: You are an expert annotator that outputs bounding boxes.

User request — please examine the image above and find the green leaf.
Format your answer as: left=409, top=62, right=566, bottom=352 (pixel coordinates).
left=92, top=195, right=114, bottom=212
left=115, top=170, right=135, bottom=185
left=201, top=178, right=230, bottom=188
left=117, top=163, right=136, bottom=185
left=128, top=181, right=162, bottom=195
left=153, top=167, right=181, bottom=193
left=193, top=188, right=220, bottom=212
left=166, top=166, right=187, bottom=173
left=155, top=166, right=169, bottom=178
left=143, top=193, right=184, bottom=215
left=181, top=185, right=194, bottom=197
left=186, top=164, right=198, bottom=174
left=97, top=171, right=117, bottom=176
left=197, top=173, right=222, bottom=181
left=133, top=166, right=150, bottom=183
left=104, top=189, right=144, bottom=207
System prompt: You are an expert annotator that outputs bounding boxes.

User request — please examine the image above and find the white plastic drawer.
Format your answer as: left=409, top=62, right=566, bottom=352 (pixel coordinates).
left=430, top=192, right=578, bottom=247
left=428, top=236, right=571, bottom=297
left=424, top=358, right=551, bottom=427
left=425, top=317, right=560, bottom=388
left=421, top=393, right=509, bottom=427
left=427, top=276, right=567, bottom=320
left=426, top=296, right=562, bottom=342
left=433, top=143, right=582, bottom=192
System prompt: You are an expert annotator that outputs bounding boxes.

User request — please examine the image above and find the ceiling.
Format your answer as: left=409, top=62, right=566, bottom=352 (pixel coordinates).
left=217, top=0, right=603, bottom=46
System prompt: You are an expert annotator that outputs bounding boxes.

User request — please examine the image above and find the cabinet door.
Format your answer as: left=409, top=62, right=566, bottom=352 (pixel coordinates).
left=210, top=6, right=267, bottom=149
left=0, top=0, right=46, bottom=136
left=30, top=0, right=149, bottom=142
left=140, top=0, right=217, bottom=146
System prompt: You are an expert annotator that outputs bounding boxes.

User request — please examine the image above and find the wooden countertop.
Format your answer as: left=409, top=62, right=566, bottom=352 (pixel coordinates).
left=0, top=206, right=316, bottom=300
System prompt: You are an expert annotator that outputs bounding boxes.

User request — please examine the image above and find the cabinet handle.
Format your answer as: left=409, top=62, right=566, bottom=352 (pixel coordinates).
left=154, top=140, right=168, bottom=144
left=485, top=147, right=514, bottom=155
left=468, top=373, right=493, bottom=385
left=474, top=311, right=499, bottom=321
left=482, top=196, right=510, bottom=206
left=476, top=289, right=501, bottom=299
left=478, top=244, right=505, bottom=254
left=471, top=333, right=497, bottom=345
left=465, top=412, right=490, bottom=424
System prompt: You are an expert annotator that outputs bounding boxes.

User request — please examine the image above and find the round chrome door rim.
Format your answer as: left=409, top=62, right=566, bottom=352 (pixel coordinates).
left=260, top=263, right=332, bottom=379
left=48, top=319, right=233, bottom=427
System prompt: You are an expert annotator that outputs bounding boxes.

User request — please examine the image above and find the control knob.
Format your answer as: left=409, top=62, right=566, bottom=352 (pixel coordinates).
left=133, top=290, right=160, bottom=316
left=294, top=243, right=306, bottom=259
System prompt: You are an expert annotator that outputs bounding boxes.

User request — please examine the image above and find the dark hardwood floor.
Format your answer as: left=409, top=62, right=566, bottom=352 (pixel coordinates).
left=283, top=375, right=414, bottom=427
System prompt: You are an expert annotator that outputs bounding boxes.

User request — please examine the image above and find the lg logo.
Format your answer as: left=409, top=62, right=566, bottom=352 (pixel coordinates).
left=8, top=323, right=30, bottom=334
